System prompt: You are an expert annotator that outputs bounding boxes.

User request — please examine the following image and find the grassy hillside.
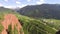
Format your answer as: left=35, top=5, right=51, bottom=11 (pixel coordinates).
left=42, top=19, right=60, bottom=30
left=15, top=14, right=59, bottom=34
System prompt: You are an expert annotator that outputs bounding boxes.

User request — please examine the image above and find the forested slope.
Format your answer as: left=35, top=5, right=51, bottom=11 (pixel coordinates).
left=17, top=4, right=60, bottom=19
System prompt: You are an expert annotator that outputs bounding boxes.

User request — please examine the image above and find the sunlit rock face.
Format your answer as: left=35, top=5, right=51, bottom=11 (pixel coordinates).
left=1, top=14, right=24, bottom=34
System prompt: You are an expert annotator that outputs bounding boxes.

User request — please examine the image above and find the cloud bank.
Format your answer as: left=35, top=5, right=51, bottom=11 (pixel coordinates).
left=36, top=0, right=45, bottom=4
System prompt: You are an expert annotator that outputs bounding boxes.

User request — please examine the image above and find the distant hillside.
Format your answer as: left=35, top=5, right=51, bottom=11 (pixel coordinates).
left=0, top=7, right=11, bottom=11
left=0, top=7, right=17, bottom=14
left=17, top=4, right=60, bottom=19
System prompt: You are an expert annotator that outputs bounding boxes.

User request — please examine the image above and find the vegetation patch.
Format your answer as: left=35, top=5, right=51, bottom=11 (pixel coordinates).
left=14, top=25, right=18, bottom=34
left=0, top=23, right=4, bottom=34
left=8, top=24, right=13, bottom=34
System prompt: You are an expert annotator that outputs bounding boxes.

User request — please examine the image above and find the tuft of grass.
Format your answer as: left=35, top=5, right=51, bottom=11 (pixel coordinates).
left=8, top=24, right=13, bottom=34
left=0, top=23, right=4, bottom=34
left=14, top=25, right=18, bottom=34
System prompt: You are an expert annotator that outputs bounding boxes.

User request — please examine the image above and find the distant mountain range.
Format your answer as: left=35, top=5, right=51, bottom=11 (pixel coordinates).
left=16, top=4, right=60, bottom=19
left=0, top=4, right=60, bottom=19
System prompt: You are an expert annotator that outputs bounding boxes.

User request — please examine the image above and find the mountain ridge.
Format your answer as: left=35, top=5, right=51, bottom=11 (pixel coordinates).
left=16, top=4, right=60, bottom=19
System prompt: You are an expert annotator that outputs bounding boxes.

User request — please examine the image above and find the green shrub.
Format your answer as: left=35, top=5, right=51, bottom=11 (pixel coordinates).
left=0, top=23, right=4, bottom=34
left=14, top=25, right=18, bottom=34
left=8, top=24, right=13, bottom=34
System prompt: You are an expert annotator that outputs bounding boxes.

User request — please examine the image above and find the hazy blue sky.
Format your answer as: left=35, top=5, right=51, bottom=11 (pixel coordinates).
left=0, top=0, right=60, bottom=8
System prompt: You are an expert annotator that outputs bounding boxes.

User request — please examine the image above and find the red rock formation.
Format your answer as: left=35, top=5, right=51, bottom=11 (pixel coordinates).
left=1, top=14, right=24, bottom=34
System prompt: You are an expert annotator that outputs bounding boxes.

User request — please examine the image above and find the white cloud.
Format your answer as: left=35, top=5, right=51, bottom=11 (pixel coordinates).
left=4, top=6, right=16, bottom=9
left=0, top=3, right=16, bottom=9
left=4, top=0, right=8, bottom=2
left=40, top=0, right=44, bottom=1
left=27, top=0, right=31, bottom=2
left=3, top=4, right=27, bottom=9
left=36, top=0, right=45, bottom=4
left=17, top=4, right=27, bottom=8
left=0, top=3, right=3, bottom=7
left=16, top=1, right=21, bottom=4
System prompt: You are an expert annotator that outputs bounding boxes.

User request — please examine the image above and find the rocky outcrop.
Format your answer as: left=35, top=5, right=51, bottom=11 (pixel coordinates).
left=0, top=14, right=24, bottom=34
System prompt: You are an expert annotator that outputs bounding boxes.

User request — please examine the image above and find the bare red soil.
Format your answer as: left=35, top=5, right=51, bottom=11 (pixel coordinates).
left=1, top=14, right=24, bottom=34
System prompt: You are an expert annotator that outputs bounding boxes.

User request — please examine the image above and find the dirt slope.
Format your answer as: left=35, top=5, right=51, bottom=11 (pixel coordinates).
left=1, top=14, right=24, bottom=34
